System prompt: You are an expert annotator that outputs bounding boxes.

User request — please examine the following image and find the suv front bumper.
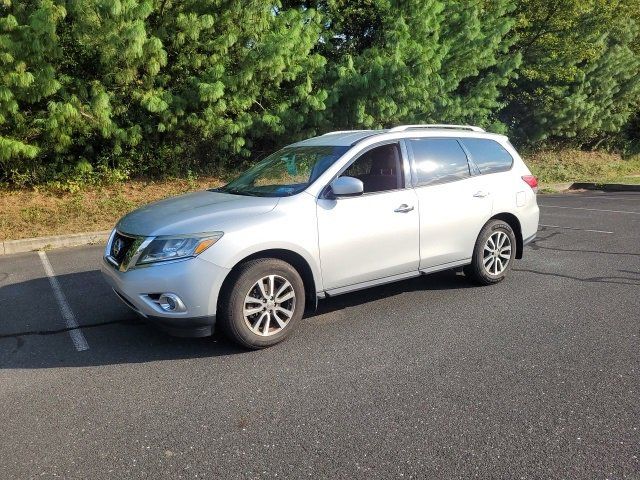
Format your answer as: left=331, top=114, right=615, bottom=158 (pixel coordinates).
left=101, top=256, right=231, bottom=337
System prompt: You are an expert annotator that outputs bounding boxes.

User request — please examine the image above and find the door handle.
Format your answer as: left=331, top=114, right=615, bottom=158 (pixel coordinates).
left=473, top=191, right=490, bottom=198
left=394, top=204, right=414, bottom=213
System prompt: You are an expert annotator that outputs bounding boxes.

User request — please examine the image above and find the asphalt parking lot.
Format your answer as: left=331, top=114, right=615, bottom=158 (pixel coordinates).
left=1, top=191, right=638, bottom=479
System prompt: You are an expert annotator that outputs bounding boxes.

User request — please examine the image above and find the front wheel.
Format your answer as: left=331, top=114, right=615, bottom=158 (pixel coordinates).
left=464, top=220, right=516, bottom=286
left=219, top=258, right=305, bottom=349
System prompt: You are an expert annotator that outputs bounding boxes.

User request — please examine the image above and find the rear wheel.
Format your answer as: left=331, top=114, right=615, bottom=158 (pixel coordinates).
left=219, top=258, right=305, bottom=349
left=465, top=220, right=516, bottom=285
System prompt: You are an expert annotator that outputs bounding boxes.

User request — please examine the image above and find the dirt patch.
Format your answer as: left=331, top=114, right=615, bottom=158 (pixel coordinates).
left=526, top=149, right=640, bottom=187
left=0, top=177, right=223, bottom=241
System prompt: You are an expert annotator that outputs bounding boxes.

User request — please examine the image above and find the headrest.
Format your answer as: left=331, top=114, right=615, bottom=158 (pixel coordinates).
left=370, top=145, right=398, bottom=175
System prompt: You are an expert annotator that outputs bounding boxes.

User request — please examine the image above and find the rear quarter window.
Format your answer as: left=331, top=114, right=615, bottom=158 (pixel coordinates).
left=460, top=138, right=513, bottom=174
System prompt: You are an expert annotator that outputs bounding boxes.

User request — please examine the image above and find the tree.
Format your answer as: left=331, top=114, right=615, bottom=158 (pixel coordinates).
left=308, top=0, right=520, bottom=132
left=0, top=0, right=65, bottom=181
left=2, top=0, right=640, bottom=186
left=0, top=0, right=327, bottom=184
left=503, top=0, right=640, bottom=145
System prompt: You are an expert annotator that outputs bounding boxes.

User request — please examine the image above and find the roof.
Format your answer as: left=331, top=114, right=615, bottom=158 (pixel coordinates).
left=291, top=125, right=502, bottom=147
left=292, top=130, right=384, bottom=147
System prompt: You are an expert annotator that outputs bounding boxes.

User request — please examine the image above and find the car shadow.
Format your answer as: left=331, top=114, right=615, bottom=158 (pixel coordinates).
left=308, top=269, right=472, bottom=318
left=0, top=268, right=473, bottom=370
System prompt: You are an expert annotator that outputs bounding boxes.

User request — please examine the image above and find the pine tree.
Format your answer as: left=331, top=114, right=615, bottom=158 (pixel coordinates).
left=503, top=0, right=640, bottom=145
left=308, top=0, right=520, bottom=132
left=0, top=0, right=327, bottom=183
left=2, top=0, right=640, bottom=185
left=0, top=0, right=65, bottom=181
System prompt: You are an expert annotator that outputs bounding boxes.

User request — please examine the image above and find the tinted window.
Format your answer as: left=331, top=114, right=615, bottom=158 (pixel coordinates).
left=461, top=138, right=513, bottom=174
left=409, top=138, right=470, bottom=186
left=341, top=143, right=403, bottom=193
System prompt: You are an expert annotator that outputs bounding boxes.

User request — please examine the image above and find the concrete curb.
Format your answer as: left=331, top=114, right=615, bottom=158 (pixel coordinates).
left=569, top=182, right=640, bottom=192
left=1, top=230, right=111, bottom=256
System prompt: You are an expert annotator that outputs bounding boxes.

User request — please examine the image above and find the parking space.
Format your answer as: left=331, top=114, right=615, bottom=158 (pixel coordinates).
left=0, top=191, right=638, bottom=478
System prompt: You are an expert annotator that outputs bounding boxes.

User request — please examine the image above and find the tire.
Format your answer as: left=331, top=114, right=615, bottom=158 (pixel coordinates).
left=219, top=258, right=305, bottom=349
left=464, top=220, right=517, bottom=286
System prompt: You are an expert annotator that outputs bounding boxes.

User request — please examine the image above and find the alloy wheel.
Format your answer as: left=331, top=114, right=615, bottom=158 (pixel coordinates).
left=243, top=274, right=296, bottom=336
left=483, top=231, right=512, bottom=275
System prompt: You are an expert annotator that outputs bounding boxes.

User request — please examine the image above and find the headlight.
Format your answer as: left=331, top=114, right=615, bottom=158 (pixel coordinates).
left=137, top=232, right=223, bottom=265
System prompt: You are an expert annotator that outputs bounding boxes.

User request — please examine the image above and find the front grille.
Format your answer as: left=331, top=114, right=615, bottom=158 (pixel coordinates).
left=110, top=231, right=136, bottom=267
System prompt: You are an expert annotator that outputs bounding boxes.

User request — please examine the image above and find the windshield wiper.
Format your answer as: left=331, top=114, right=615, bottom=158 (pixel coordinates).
left=212, top=187, right=257, bottom=197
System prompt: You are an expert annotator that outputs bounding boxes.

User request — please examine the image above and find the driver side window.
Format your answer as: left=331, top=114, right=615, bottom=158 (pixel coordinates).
left=341, top=143, right=404, bottom=193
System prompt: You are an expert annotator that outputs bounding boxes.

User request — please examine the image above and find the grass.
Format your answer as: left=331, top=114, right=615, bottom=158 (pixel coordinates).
left=1, top=149, right=639, bottom=241
left=526, top=149, right=640, bottom=192
left=0, top=177, right=223, bottom=241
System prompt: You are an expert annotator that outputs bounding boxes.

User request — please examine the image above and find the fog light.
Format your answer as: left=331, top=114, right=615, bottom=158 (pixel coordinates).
left=157, top=293, right=186, bottom=313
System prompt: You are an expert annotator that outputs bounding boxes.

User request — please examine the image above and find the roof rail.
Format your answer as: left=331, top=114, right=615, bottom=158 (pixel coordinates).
left=321, top=130, right=372, bottom=136
left=388, top=124, right=485, bottom=133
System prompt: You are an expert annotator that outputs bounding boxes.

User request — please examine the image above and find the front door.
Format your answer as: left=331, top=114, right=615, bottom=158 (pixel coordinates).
left=316, top=143, right=420, bottom=290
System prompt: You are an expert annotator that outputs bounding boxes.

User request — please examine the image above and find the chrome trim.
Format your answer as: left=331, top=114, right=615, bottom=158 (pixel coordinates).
left=104, top=229, right=154, bottom=272
left=419, top=258, right=471, bottom=274
left=119, top=236, right=154, bottom=272
left=106, top=255, right=119, bottom=268
left=158, top=293, right=188, bottom=313
left=137, top=294, right=189, bottom=315
left=104, top=228, right=117, bottom=258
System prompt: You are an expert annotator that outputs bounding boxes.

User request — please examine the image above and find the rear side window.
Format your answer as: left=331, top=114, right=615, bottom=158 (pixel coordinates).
left=461, top=138, right=513, bottom=174
left=409, top=138, right=470, bottom=186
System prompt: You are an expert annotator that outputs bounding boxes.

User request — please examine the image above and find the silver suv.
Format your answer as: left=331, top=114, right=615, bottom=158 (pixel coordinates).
left=102, top=125, right=539, bottom=348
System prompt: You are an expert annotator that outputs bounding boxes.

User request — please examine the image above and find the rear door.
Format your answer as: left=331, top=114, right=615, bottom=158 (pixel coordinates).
left=458, top=137, right=519, bottom=209
left=408, top=137, right=493, bottom=269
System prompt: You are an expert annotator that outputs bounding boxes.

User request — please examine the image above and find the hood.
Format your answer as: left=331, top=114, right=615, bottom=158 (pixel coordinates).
left=116, top=190, right=279, bottom=236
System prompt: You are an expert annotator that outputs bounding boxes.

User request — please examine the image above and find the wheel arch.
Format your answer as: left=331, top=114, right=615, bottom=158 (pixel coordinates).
left=490, top=212, right=523, bottom=259
left=218, top=248, right=319, bottom=313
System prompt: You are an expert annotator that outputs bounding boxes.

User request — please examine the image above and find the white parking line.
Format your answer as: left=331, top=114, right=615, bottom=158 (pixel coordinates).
left=38, top=251, right=89, bottom=351
left=543, top=195, right=639, bottom=201
left=539, top=224, right=613, bottom=234
left=539, top=205, right=640, bottom=215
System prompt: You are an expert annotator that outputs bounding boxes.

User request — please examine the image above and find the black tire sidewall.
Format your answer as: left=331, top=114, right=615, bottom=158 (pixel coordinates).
left=468, top=220, right=516, bottom=285
left=222, top=259, right=305, bottom=349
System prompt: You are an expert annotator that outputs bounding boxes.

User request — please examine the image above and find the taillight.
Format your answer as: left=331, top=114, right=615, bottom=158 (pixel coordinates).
left=522, top=175, right=538, bottom=192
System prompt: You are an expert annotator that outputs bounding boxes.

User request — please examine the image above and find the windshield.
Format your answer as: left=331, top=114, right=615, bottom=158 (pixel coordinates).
left=216, top=145, right=349, bottom=197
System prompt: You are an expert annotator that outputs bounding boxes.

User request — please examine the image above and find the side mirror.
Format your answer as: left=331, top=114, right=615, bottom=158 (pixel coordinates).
left=329, top=176, right=364, bottom=197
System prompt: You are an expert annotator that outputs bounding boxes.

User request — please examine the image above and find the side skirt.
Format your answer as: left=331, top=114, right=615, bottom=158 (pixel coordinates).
left=321, top=258, right=472, bottom=298
left=418, top=258, right=471, bottom=274
left=324, top=271, right=422, bottom=297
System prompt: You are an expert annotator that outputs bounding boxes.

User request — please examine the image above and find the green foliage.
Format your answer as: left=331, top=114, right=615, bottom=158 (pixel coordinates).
left=1, top=0, right=326, bottom=184
left=316, top=0, right=520, bottom=131
left=503, top=0, right=640, bottom=145
left=1, top=0, right=639, bottom=186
